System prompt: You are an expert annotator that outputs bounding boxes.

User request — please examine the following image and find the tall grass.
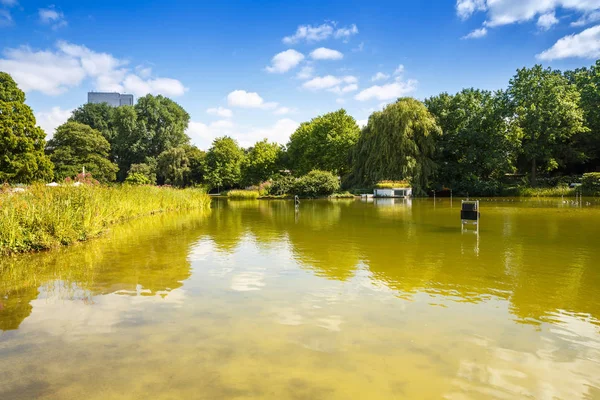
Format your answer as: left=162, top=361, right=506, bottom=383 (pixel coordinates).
left=227, top=190, right=260, bottom=200
left=0, top=184, right=211, bottom=255
left=515, top=186, right=576, bottom=197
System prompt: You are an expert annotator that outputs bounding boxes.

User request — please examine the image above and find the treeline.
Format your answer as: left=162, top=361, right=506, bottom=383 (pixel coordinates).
left=2, top=60, right=600, bottom=196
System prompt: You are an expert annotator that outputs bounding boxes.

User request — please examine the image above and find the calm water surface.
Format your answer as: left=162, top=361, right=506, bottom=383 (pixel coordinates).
left=1, top=198, right=600, bottom=399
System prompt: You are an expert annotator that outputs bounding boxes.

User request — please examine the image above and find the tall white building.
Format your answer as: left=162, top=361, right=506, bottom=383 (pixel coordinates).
left=87, top=92, right=134, bottom=107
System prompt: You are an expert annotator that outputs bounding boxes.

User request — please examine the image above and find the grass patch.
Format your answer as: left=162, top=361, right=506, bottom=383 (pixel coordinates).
left=514, top=186, right=576, bottom=197
left=375, top=180, right=410, bottom=189
left=227, top=190, right=260, bottom=200
left=0, top=184, right=211, bottom=255
left=329, top=192, right=356, bottom=199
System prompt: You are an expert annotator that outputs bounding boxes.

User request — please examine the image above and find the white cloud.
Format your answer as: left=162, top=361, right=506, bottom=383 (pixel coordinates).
left=296, top=65, right=314, bottom=80
left=336, top=98, right=346, bottom=104
left=457, top=0, right=600, bottom=28
left=462, top=27, right=488, bottom=39
left=265, top=49, right=304, bottom=73
left=393, top=64, right=405, bottom=75
left=240, top=118, right=299, bottom=147
left=283, top=23, right=334, bottom=44
left=302, top=75, right=357, bottom=90
left=371, top=72, right=390, bottom=82
left=456, top=0, right=486, bottom=20
left=273, top=106, right=294, bottom=115
left=352, top=42, right=365, bottom=52
left=122, top=75, right=187, bottom=97
left=538, top=12, right=559, bottom=30
left=357, top=119, right=368, bottom=128
left=35, top=106, right=73, bottom=139
left=328, top=83, right=358, bottom=94
left=0, top=41, right=186, bottom=97
left=354, top=79, right=418, bottom=101
left=571, top=11, right=600, bottom=26
left=537, top=25, right=600, bottom=60
left=210, top=119, right=234, bottom=129
left=283, top=22, right=358, bottom=44
left=187, top=118, right=299, bottom=150
left=227, top=90, right=278, bottom=109
left=39, top=7, right=67, bottom=29
left=135, top=66, right=152, bottom=78
left=206, top=107, right=233, bottom=118
left=0, top=9, right=12, bottom=27
left=310, top=47, right=343, bottom=60
left=334, top=24, right=359, bottom=40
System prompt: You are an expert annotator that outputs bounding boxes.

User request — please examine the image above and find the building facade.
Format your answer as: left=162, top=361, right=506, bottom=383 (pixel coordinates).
left=87, top=92, right=134, bottom=107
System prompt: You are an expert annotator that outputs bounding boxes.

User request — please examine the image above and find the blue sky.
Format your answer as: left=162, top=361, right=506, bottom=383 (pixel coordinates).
left=1, top=0, right=600, bottom=149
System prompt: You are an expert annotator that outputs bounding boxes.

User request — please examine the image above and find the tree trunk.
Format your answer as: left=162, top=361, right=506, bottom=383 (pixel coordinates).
left=531, top=158, right=537, bottom=187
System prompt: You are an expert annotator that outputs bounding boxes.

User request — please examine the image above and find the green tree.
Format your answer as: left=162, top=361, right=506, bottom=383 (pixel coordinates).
left=0, top=72, right=53, bottom=183
left=565, top=60, right=600, bottom=172
left=287, top=109, right=359, bottom=176
left=506, top=65, right=587, bottom=185
left=69, top=102, right=116, bottom=144
left=205, top=136, right=245, bottom=190
left=134, top=94, right=190, bottom=157
left=425, top=89, right=519, bottom=195
left=157, top=147, right=190, bottom=187
left=241, top=139, right=282, bottom=186
left=183, top=144, right=207, bottom=185
left=46, top=122, right=118, bottom=183
left=111, top=105, right=149, bottom=179
left=350, top=98, right=440, bottom=195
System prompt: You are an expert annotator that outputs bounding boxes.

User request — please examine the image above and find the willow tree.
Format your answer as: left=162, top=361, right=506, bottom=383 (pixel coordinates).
left=0, top=72, right=53, bottom=183
left=350, top=98, right=440, bottom=194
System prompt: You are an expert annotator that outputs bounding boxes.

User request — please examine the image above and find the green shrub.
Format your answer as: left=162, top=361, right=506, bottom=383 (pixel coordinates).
left=125, top=172, right=152, bottom=185
left=227, top=190, right=260, bottom=200
left=127, top=163, right=157, bottom=185
left=292, top=170, right=340, bottom=197
left=582, top=173, right=600, bottom=196
left=269, top=175, right=296, bottom=196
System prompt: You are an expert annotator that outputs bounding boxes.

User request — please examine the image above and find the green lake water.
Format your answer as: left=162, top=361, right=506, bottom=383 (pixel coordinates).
left=1, top=197, right=600, bottom=399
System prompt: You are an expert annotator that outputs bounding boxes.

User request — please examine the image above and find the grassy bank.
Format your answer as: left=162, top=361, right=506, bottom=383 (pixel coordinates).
left=510, top=186, right=577, bottom=197
left=227, top=190, right=260, bottom=200
left=0, top=184, right=211, bottom=255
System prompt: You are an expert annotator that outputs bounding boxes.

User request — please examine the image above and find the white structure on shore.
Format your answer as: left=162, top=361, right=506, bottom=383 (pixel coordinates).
left=373, top=187, right=412, bottom=198
left=88, top=92, right=134, bottom=107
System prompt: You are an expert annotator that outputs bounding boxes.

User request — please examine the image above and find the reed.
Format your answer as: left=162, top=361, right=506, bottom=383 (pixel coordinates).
left=226, top=190, right=260, bottom=200
left=515, top=186, right=576, bottom=197
left=0, top=184, right=211, bottom=255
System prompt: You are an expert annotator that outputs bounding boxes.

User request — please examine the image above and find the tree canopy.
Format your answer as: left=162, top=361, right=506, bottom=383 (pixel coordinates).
left=46, top=122, right=119, bottom=182
left=425, top=88, right=519, bottom=194
left=135, top=94, right=190, bottom=157
left=287, top=109, right=359, bottom=176
left=205, top=136, right=245, bottom=190
left=241, top=139, right=282, bottom=186
left=506, top=65, right=587, bottom=185
left=0, top=72, right=53, bottom=183
left=565, top=60, right=600, bottom=172
left=350, top=98, right=440, bottom=194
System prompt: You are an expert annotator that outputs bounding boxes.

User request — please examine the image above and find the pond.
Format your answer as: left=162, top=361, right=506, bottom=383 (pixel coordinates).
left=1, top=197, right=600, bottom=399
